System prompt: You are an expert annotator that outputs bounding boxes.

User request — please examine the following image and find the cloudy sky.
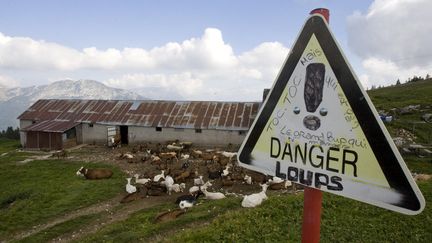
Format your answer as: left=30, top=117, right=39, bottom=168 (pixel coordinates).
left=0, top=0, right=431, bottom=101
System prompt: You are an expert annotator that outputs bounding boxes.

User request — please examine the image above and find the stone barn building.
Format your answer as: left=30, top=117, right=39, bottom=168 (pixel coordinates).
left=17, top=99, right=260, bottom=150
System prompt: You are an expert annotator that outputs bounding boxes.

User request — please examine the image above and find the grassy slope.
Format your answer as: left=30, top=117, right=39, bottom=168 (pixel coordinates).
left=367, top=80, right=432, bottom=109
left=0, top=143, right=124, bottom=240
left=367, top=79, right=432, bottom=145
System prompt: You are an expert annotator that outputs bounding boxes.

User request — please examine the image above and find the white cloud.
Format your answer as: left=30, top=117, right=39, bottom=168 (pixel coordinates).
left=0, top=74, right=20, bottom=88
left=0, top=28, right=289, bottom=100
left=105, top=72, right=203, bottom=97
left=347, top=0, right=432, bottom=87
left=360, top=57, right=432, bottom=87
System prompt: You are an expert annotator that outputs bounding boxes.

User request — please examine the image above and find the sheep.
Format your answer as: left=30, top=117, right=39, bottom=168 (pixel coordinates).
left=134, top=174, right=151, bottom=185
left=244, top=175, right=252, bottom=185
left=76, top=166, right=113, bottom=180
left=153, top=170, right=165, bottom=182
left=180, top=153, right=190, bottom=160
left=126, top=178, right=137, bottom=194
left=201, top=187, right=226, bottom=200
left=241, top=184, right=269, bottom=208
left=194, top=175, right=204, bottom=186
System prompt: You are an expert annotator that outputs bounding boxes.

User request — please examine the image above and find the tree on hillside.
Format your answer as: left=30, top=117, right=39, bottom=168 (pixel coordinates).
left=0, top=127, right=20, bottom=140
left=396, top=79, right=401, bottom=85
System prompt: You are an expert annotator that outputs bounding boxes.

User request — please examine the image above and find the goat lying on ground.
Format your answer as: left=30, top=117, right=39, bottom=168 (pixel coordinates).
left=241, top=184, right=268, bottom=208
left=76, top=166, right=113, bottom=179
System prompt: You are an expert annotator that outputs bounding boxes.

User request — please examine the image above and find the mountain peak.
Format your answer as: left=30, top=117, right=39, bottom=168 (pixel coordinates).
left=0, top=79, right=146, bottom=130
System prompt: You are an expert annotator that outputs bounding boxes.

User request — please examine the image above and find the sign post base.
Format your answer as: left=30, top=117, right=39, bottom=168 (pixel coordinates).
left=301, top=187, right=323, bottom=243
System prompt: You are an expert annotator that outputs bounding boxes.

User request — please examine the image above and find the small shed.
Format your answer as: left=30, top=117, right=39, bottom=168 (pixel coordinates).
left=20, top=120, right=79, bottom=150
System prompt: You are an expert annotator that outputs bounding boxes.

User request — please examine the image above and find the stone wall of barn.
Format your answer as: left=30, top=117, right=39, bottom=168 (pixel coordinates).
left=79, top=123, right=247, bottom=146
left=81, top=123, right=110, bottom=145
left=128, top=126, right=247, bottom=146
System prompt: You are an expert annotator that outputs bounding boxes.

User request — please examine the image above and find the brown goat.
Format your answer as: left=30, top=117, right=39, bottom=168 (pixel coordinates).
left=76, top=166, right=113, bottom=179
left=175, top=170, right=191, bottom=182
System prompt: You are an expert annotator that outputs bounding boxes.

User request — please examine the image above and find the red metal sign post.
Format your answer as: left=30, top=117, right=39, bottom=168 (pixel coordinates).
left=300, top=8, right=329, bottom=243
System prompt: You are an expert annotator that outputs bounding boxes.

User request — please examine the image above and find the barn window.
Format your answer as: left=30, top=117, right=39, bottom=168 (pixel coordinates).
left=32, top=120, right=36, bottom=124
left=238, top=131, right=246, bottom=135
left=156, top=127, right=162, bottom=132
left=195, top=129, right=202, bottom=133
left=89, top=123, right=94, bottom=128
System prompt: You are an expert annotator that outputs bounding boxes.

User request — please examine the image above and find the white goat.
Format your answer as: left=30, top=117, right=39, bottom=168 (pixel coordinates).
left=172, top=183, right=186, bottom=193
left=268, top=176, right=284, bottom=184
left=180, top=153, right=190, bottom=160
left=123, top=153, right=134, bottom=159
left=189, top=180, right=212, bottom=194
left=241, top=184, right=268, bottom=208
left=125, top=178, right=137, bottom=194
left=151, top=155, right=161, bottom=163
left=194, top=175, right=204, bottom=186
left=221, top=164, right=231, bottom=177
left=153, top=170, right=165, bottom=182
left=134, top=174, right=151, bottom=185
left=167, top=144, right=183, bottom=151
left=244, top=175, right=252, bottom=185
left=179, top=200, right=194, bottom=210
left=162, top=175, right=175, bottom=195
left=221, top=151, right=237, bottom=159
left=201, top=187, right=226, bottom=200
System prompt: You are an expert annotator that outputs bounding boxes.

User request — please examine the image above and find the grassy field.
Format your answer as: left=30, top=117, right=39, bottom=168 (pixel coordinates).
left=0, top=81, right=431, bottom=242
left=75, top=180, right=431, bottom=242
left=0, top=139, right=124, bottom=240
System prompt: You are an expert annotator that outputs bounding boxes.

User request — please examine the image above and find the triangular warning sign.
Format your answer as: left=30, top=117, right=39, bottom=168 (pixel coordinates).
left=238, top=14, right=425, bottom=215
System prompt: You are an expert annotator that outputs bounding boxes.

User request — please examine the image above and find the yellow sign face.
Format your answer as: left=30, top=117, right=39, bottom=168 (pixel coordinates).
left=238, top=15, right=424, bottom=215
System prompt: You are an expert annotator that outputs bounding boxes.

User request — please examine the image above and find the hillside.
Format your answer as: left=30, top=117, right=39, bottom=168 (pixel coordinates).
left=367, top=79, right=432, bottom=146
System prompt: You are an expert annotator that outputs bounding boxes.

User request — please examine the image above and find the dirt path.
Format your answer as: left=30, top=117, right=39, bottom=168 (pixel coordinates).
left=10, top=192, right=177, bottom=243
left=10, top=194, right=124, bottom=241
left=50, top=195, right=175, bottom=242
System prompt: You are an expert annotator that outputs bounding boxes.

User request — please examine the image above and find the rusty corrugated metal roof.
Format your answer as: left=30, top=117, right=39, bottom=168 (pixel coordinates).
left=21, top=120, right=79, bottom=133
left=18, top=99, right=260, bottom=131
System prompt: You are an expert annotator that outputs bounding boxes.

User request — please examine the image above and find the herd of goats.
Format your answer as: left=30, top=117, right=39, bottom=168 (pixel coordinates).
left=75, top=141, right=297, bottom=221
